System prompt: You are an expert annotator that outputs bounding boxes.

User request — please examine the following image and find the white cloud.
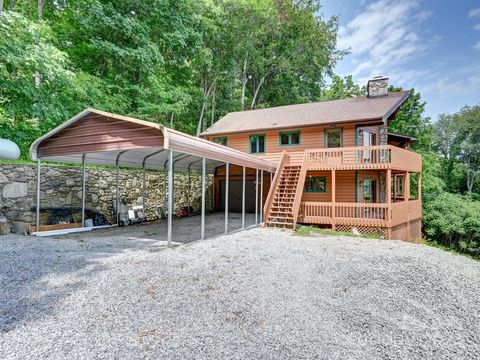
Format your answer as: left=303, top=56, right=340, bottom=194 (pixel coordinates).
left=474, top=24, right=480, bottom=31
left=468, top=8, right=480, bottom=18
left=475, top=41, right=480, bottom=50
left=337, top=0, right=431, bottom=81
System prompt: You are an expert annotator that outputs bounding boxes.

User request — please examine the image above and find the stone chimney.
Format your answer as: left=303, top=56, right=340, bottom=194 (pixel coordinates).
left=367, top=76, right=389, bottom=98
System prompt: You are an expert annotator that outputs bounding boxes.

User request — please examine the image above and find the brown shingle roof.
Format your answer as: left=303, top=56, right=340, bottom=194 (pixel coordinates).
left=201, top=90, right=409, bottom=136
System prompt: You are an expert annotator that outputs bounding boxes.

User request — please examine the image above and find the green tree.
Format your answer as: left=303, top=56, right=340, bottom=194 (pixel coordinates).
left=320, top=75, right=363, bottom=100
left=388, top=87, right=432, bottom=152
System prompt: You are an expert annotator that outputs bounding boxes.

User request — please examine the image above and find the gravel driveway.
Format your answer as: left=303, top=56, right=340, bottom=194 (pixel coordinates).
left=1, top=228, right=479, bottom=359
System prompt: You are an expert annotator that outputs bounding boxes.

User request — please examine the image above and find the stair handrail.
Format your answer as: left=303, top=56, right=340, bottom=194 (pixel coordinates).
left=292, top=150, right=308, bottom=229
left=263, top=151, right=290, bottom=221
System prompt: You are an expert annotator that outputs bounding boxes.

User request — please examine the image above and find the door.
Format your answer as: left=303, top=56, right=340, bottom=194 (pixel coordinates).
left=363, top=179, right=377, bottom=203
left=363, top=131, right=377, bottom=162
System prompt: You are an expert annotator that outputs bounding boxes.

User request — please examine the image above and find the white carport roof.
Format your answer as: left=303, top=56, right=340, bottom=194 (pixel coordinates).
left=30, top=109, right=277, bottom=173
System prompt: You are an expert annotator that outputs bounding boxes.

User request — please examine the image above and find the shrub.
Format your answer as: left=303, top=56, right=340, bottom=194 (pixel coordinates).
left=423, top=192, right=480, bottom=258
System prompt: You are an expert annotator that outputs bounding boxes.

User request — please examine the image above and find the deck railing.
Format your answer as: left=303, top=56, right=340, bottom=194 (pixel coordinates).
left=299, top=200, right=422, bottom=228
left=304, top=145, right=421, bottom=172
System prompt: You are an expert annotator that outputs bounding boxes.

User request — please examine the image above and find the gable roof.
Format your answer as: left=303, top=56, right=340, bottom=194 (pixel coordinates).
left=30, top=108, right=276, bottom=172
left=201, top=90, right=410, bottom=136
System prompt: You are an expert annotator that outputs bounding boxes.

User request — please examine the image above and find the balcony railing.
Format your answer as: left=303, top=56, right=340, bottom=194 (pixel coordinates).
left=305, top=145, right=422, bottom=172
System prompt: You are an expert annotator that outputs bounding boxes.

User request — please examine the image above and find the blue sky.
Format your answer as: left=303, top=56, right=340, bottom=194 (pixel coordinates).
left=322, top=0, right=480, bottom=120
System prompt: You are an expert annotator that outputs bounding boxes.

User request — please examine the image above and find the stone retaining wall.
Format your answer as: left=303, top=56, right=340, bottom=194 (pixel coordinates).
left=0, top=163, right=212, bottom=233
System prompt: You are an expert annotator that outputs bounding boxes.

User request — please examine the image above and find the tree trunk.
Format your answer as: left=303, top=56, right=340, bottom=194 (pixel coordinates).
left=9, top=0, right=14, bottom=10
left=33, top=0, right=44, bottom=88
left=169, top=112, right=174, bottom=128
left=210, top=83, right=216, bottom=126
left=38, top=0, right=43, bottom=20
left=251, top=76, right=266, bottom=110
left=466, top=169, right=477, bottom=193
left=0, top=0, right=5, bottom=12
left=196, top=77, right=217, bottom=136
left=240, top=55, right=248, bottom=111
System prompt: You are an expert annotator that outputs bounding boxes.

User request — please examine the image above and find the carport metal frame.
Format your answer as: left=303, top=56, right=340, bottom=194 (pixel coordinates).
left=30, top=109, right=276, bottom=243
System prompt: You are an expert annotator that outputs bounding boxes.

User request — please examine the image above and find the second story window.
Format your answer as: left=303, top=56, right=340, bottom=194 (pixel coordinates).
left=325, top=128, right=342, bottom=148
left=250, top=134, right=265, bottom=154
left=279, top=131, right=301, bottom=146
left=213, top=137, right=227, bottom=146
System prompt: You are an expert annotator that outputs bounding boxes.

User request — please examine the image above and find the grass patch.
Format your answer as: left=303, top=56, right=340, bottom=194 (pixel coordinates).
left=421, top=238, right=479, bottom=261
left=294, top=225, right=381, bottom=240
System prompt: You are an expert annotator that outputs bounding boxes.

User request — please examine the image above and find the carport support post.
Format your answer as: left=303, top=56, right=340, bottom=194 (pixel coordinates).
left=225, top=162, right=229, bottom=234
left=142, top=165, right=146, bottom=216
left=201, top=157, right=206, bottom=240
left=81, top=154, right=86, bottom=227
left=36, top=158, right=41, bottom=230
left=115, top=158, right=120, bottom=224
left=260, top=170, right=264, bottom=223
left=255, top=169, right=259, bottom=225
left=242, top=166, right=246, bottom=229
left=167, top=150, right=174, bottom=246
left=187, top=167, right=191, bottom=216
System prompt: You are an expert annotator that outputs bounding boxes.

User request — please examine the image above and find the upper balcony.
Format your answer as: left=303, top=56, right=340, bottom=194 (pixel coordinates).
left=260, top=145, right=422, bottom=173
left=305, top=145, right=421, bottom=172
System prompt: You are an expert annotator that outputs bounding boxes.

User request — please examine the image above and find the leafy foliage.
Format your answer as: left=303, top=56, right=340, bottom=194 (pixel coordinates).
left=423, top=192, right=480, bottom=257
left=0, top=0, right=343, bottom=149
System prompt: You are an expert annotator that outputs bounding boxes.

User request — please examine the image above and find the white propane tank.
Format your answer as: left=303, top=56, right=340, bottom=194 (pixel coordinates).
left=0, top=139, right=21, bottom=160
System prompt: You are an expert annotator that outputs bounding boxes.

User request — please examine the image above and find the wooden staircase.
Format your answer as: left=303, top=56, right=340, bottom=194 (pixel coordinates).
left=264, top=151, right=307, bottom=229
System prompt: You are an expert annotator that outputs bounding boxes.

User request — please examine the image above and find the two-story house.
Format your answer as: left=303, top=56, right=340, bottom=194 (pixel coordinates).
left=201, top=77, right=422, bottom=242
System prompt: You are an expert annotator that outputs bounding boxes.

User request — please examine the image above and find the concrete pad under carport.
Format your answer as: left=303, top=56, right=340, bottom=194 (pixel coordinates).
left=60, top=212, right=257, bottom=245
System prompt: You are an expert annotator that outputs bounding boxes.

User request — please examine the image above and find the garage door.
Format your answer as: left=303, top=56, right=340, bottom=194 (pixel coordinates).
left=218, top=180, right=256, bottom=212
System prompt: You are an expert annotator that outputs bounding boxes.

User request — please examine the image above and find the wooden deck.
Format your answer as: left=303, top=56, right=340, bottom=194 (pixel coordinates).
left=298, top=199, right=422, bottom=229
left=260, top=145, right=422, bottom=172
left=263, top=146, right=422, bottom=241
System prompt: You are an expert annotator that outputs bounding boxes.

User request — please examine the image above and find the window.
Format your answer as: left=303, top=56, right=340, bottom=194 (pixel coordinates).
left=326, top=129, right=342, bottom=148
left=213, top=137, right=227, bottom=146
left=279, top=131, right=301, bottom=146
left=250, top=134, right=265, bottom=154
left=304, top=176, right=327, bottom=193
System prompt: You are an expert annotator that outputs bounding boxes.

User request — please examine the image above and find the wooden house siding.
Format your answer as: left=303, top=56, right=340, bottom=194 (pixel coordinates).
left=207, top=124, right=358, bottom=161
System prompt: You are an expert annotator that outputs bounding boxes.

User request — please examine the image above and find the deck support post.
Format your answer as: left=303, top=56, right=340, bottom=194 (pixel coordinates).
left=167, top=150, right=174, bottom=246
left=225, top=162, right=229, bottom=234
left=418, top=172, right=422, bottom=200
left=405, top=171, right=411, bottom=241
left=331, top=169, right=336, bottom=231
left=81, top=154, right=86, bottom=227
left=201, top=158, right=206, bottom=240
left=260, top=170, right=264, bottom=223
left=242, top=166, right=246, bottom=229
left=36, top=158, right=41, bottom=231
left=386, top=169, right=392, bottom=239
left=255, top=169, right=259, bottom=225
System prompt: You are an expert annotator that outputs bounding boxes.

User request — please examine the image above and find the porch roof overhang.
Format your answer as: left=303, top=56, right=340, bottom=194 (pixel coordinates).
left=30, top=109, right=277, bottom=173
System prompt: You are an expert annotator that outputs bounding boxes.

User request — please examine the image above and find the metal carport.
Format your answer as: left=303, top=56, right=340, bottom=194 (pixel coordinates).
left=30, top=108, right=277, bottom=244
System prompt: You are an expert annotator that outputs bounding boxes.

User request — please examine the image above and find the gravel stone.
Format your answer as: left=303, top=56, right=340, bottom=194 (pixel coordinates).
left=0, top=222, right=479, bottom=359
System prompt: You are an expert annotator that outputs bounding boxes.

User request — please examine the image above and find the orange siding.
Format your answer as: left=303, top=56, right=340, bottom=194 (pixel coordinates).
left=336, top=171, right=356, bottom=202
left=208, top=124, right=357, bottom=160
left=301, top=171, right=332, bottom=202
left=299, top=170, right=356, bottom=203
